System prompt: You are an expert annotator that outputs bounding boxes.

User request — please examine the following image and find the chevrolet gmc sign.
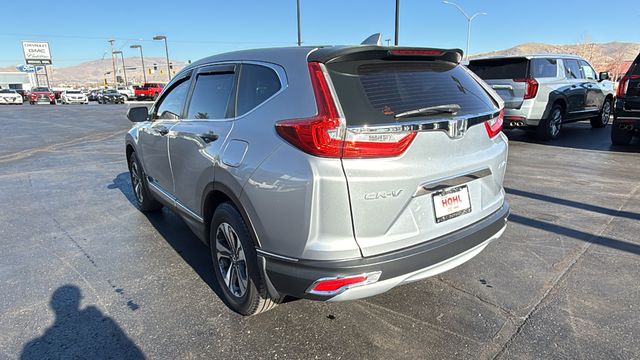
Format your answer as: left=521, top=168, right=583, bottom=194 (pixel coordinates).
left=22, top=41, right=52, bottom=65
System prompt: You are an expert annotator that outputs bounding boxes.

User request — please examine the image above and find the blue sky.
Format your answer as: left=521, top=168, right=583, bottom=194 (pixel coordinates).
left=0, top=0, right=638, bottom=67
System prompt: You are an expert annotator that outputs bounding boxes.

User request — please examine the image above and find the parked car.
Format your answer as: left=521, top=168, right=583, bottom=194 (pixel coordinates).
left=28, top=87, right=56, bottom=105
left=612, top=53, right=640, bottom=145
left=97, top=89, right=125, bottom=104
left=87, top=89, right=101, bottom=101
left=60, top=90, right=89, bottom=104
left=125, top=45, right=509, bottom=316
left=116, top=86, right=135, bottom=101
left=134, top=82, right=164, bottom=100
left=0, top=89, right=23, bottom=105
left=467, top=55, right=615, bottom=140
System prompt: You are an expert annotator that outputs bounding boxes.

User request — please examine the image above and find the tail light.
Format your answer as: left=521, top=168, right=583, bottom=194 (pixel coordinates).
left=276, top=62, right=416, bottom=158
left=485, top=110, right=504, bottom=138
left=617, top=75, right=639, bottom=99
left=514, top=78, right=539, bottom=100
left=307, top=272, right=382, bottom=296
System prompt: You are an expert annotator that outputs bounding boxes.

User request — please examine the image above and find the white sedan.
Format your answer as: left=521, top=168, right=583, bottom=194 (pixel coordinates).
left=61, top=90, right=88, bottom=104
left=0, top=89, right=23, bottom=105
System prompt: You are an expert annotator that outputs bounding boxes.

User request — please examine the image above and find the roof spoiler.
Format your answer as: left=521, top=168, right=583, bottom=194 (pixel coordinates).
left=308, top=46, right=463, bottom=65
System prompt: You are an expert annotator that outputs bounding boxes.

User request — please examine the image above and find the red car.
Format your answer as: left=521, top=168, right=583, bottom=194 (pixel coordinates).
left=28, top=87, right=56, bottom=105
left=134, top=82, right=165, bottom=100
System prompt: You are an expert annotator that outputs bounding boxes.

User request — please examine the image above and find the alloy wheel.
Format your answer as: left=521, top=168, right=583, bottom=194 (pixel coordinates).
left=215, top=222, right=248, bottom=298
left=601, top=101, right=611, bottom=125
left=550, top=109, right=562, bottom=137
left=130, top=161, right=143, bottom=203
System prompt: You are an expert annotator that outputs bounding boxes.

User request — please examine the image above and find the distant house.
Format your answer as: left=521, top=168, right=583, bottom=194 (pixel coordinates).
left=0, top=72, right=32, bottom=90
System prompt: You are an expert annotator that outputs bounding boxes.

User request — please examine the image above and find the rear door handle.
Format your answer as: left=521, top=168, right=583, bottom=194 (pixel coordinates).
left=154, top=125, right=169, bottom=136
left=198, top=131, right=219, bottom=143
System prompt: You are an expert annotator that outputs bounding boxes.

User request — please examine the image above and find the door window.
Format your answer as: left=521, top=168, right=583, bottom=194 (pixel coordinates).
left=564, top=59, right=584, bottom=80
left=236, top=64, right=281, bottom=116
left=153, top=79, right=190, bottom=120
left=579, top=60, right=597, bottom=80
left=530, top=58, right=558, bottom=78
left=186, top=72, right=236, bottom=119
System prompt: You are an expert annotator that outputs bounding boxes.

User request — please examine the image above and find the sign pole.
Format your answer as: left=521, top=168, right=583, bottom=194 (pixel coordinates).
left=43, top=65, right=50, bottom=88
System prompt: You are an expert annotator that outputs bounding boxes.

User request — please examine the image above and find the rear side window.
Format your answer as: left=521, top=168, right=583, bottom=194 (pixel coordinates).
left=327, top=60, right=497, bottom=126
left=564, top=59, right=583, bottom=79
left=467, top=58, right=528, bottom=80
left=187, top=73, right=235, bottom=119
left=530, top=58, right=558, bottom=78
left=236, top=64, right=281, bottom=116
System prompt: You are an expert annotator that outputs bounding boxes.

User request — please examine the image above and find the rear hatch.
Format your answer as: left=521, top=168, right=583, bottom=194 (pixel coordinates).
left=318, top=48, right=506, bottom=256
left=622, top=54, right=640, bottom=111
left=467, top=57, right=530, bottom=109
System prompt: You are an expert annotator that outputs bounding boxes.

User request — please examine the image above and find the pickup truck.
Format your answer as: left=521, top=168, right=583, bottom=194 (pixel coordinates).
left=134, top=83, right=165, bottom=101
left=116, top=86, right=135, bottom=101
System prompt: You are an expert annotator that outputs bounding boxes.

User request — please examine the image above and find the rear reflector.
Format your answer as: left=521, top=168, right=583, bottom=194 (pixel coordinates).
left=485, top=110, right=504, bottom=138
left=307, top=272, right=382, bottom=296
left=276, top=62, right=416, bottom=158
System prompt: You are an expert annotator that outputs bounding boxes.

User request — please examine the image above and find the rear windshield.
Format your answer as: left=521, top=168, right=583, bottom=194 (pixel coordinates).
left=467, top=58, right=528, bottom=80
left=32, top=87, right=50, bottom=92
left=327, top=60, right=497, bottom=126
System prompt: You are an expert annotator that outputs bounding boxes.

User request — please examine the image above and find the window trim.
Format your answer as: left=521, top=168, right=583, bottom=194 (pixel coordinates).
left=179, top=60, right=288, bottom=122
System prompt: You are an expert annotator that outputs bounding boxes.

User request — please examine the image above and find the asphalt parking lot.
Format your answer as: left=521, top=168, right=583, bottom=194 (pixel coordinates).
left=0, top=103, right=639, bottom=359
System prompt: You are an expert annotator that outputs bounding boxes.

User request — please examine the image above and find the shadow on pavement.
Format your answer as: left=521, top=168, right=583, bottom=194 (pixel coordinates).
left=20, top=285, right=144, bottom=359
left=107, top=172, right=226, bottom=302
left=506, top=187, right=640, bottom=221
left=504, top=123, right=640, bottom=153
left=510, top=214, right=640, bottom=256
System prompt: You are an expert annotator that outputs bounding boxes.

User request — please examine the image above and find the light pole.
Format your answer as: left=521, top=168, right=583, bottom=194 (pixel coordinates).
left=108, top=39, right=117, bottom=88
left=394, top=0, right=400, bottom=46
left=443, top=1, right=487, bottom=60
left=130, top=44, right=147, bottom=83
left=112, top=51, right=128, bottom=86
left=153, top=35, right=171, bottom=81
left=296, top=0, right=302, bottom=46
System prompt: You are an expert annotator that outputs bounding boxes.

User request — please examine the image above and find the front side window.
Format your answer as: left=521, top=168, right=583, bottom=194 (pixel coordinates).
left=236, top=64, right=281, bottom=116
left=564, top=59, right=584, bottom=79
left=579, top=60, right=596, bottom=80
left=186, top=72, right=235, bottom=119
left=153, top=79, right=190, bottom=120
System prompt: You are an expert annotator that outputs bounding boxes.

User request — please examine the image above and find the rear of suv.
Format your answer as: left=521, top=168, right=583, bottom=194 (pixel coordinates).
left=125, top=45, right=509, bottom=316
left=468, top=55, right=614, bottom=140
left=612, top=53, right=640, bottom=145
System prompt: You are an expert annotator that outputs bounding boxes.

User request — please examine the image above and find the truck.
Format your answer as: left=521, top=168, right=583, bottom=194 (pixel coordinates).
left=134, top=83, right=165, bottom=101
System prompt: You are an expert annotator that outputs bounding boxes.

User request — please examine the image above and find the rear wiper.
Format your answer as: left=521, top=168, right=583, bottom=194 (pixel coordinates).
left=394, top=104, right=461, bottom=119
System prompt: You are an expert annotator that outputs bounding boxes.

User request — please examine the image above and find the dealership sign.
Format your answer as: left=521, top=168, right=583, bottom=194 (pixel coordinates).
left=22, top=41, right=52, bottom=65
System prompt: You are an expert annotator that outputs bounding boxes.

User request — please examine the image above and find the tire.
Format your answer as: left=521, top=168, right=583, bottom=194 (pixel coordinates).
left=591, top=98, right=612, bottom=128
left=128, top=152, right=163, bottom=212
left=122, top=95, right=129, bottom=102
left=611, top=122, right=633, bottom=145
left=210, top=203, right=280, bottom=316
left=537, top=104, right=563, bottom=140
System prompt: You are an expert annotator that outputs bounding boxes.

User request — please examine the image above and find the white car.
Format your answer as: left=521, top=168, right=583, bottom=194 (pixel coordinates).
left=116, top=86, right=135, bottom=101
left=61, top=90, right=88, bottom=104
left=0, top=89, right=23, bottom=105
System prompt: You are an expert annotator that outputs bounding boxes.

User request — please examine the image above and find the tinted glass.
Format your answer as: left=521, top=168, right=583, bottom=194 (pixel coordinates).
left=328, top=60, right=498, bottom=126
left=629, top=54, right=640, bottom=76
left=187, top=73, right=235, bottom=119
left=237, top=64, right=281, bottom=116
left=67, top=90, right=82, bottom=94
left=579, top=60, right=596, bottom=80
left=154, top=79, right=190, bottom=120
left=32, top=87, right=50, bottom=92
left=564, top=59, right=583, bottom=79
left=0, top=89, right=14, bottom=93
left=530, top=58, right=558, bottom=78
left=467, top=58, right=528, bottom=79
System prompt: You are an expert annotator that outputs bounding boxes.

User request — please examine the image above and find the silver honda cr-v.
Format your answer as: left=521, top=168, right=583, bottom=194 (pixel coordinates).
left=125, top=45, right=510, bottom=316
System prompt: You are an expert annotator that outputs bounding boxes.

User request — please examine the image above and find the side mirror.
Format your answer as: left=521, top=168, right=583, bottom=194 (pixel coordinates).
left=127, top=106, right=149, bottom=122
left=599, top=72, right=610, bottom=81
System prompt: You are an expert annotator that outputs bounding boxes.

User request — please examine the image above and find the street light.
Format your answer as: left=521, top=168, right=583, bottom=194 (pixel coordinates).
left=442, top=1, right=487, bottom=61
left=130, top=44, right=147, bottom=83
left=153, top=35, right=171, bottom=81
left=112, top=51, right=128, bottom=86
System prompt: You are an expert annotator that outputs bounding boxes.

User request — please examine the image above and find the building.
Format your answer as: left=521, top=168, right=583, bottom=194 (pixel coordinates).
left=0, top=72, right=33, bottom=90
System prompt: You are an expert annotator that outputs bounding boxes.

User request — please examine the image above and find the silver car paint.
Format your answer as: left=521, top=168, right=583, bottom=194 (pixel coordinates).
left=126, top=46, right=508, bottom=268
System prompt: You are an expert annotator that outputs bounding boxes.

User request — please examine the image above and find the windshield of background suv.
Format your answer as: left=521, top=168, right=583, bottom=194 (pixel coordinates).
left=467, top=58, right=528, bottom=80
left=327, top=60, right=498, bottom=126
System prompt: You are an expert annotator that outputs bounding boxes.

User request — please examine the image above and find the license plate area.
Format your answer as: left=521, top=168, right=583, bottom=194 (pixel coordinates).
left=432, top=185, right=472, bottom=223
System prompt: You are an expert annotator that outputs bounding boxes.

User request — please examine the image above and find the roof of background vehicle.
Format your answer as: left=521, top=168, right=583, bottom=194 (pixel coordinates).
left=470, top=54, right=585, bottom=61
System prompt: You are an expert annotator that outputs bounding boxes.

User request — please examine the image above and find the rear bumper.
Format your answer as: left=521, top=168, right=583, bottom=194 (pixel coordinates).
left=259, top=201, right=509, bottom=301
left=614, top=99, right=640, bottom=127
left=502, top=99, right=547, bottom=128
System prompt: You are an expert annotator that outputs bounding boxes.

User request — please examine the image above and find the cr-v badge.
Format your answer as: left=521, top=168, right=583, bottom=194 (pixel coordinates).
left=364, top=190, right=403, bottom=200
